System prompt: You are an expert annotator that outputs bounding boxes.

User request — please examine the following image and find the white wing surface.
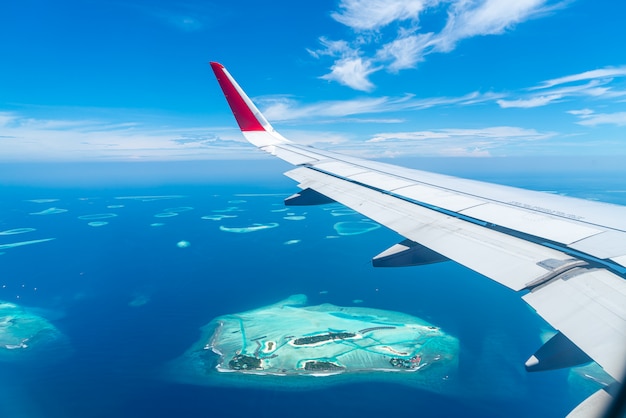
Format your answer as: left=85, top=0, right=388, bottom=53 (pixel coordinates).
left=210, top=62, right=626, bottom=416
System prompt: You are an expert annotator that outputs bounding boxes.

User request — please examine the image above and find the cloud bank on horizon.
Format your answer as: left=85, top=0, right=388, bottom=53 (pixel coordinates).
left=0, top=0, right=625, bottom=161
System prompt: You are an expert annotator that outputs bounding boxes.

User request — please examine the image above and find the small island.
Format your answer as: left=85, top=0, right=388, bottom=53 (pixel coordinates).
left=168, top=295, right=458, bottom=391
left=0, top=301, right=66, bottom=361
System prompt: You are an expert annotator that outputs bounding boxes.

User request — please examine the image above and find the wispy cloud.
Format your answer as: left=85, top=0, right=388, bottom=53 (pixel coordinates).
left=367, top=126, right=555, bottom=143
left=258, top=91, right=500, bottom=122
left=496, top=68, right=626, bottom=108
left=0, top=112, right=18, bottom=126
left=357, top=126, right=557, bottom=157
left=0, top=111, right=253, bottom=161
left=259, top=95, right=405, bottom=121
left=569, top=109, right=626, bottom=126
left=433, top=0, right=558, bottom=52
left=312, top=0, right=563, bottom=90
left=259, top=65, right=622, bottom=121
left=375, top=33, right=434, bottom=72
left=320, top=57, right=380, bottom=91
left=567, top=108, right=594, bottom=116
left=497, top=94, right=563, bottom=108
left=330, top=0, right=431, bottom=31
left=533, top=66, right=626, bottom=89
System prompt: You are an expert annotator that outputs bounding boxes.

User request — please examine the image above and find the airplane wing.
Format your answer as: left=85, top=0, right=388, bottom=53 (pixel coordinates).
left=209, top=62, right=626, bottom=416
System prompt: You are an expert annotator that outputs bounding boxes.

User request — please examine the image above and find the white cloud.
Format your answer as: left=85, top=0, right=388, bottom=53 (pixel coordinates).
left=367, top=126, right=555, bottom=142
left=534, top=66, right=626, bottom=89
left=320, top=57, right=380, bottom=91
left=543, top=79, right=614, bottom=98
left=376, top=34, right=433, bottom=71
left=574, top=111, right=626, bottom=126
left=495, top=74, right=626, bottom=109
left=260, top=95, right=397, bottom=121
left=433, top=0, right=553, bottom=52
left=315, top=0, right=561, bottom=90
left=331, top=0, right=432, bottom=31
left=308, top=37, right=354, bottom=59
left=258, top=90, right=500, bottom=122
left=497, top=94, right=562, bottom=108
left=0, top=112, right=18, bottom=127
left=347, top=125, right=558, bottom=158
left=567, top=108, right=594, bottom=116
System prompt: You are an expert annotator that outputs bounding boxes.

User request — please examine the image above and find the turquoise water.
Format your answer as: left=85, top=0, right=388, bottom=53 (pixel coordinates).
left=0, top=160, right=623, bottom=417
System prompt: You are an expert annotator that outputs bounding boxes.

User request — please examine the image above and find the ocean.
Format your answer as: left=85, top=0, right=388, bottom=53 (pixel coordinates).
left=1, top=158, right=623, bottom=417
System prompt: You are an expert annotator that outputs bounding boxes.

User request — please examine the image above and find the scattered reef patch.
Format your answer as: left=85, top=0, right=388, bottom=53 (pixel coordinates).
left=0, top=228, right=36, bottom=236
left=333, top=221, right=381, bottom=236
left=201, top=215, right=237, bottom=221
left=154, top=212, right=178, bottom=218
left=0, top=238, right=55, bottom=251
left=219, top=223, right=279, bottom=233
left=87, top=221, right=108, bottom=227
left=78, top=213, right=117, bottom=221
left=30, top=208, right=68, bottom=215
left=284, top=216, right=306, bottom=221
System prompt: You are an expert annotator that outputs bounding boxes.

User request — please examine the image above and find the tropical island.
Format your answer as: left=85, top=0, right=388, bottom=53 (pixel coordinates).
left=168, top=295, right=458, bottom=391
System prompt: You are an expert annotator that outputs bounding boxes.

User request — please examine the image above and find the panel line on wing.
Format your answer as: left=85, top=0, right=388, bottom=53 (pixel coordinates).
left=279, top=143, right=626, bottom=235
left=308, top=165, right=482, bottom=220
left=295, top=164, right=626, bottom=278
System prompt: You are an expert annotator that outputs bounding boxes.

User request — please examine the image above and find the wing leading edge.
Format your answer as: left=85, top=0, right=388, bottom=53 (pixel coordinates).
left=210, top=62, right=626, bottom=416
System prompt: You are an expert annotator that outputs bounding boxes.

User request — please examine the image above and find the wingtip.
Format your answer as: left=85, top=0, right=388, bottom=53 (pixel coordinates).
left=209, top=61, right=291, bottom=147
left=209, top=60, right=275, bottom=134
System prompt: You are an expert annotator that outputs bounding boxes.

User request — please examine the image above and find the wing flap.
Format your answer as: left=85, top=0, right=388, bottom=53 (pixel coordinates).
left=287, top=166, right=576, bottom=291
left=523, top=268, right=626, bottom=381
left=566, top=388, right=613, bottom=418
left=460, top=203, right=604, bottom=244
left=569, top=230, right=626, bottom=259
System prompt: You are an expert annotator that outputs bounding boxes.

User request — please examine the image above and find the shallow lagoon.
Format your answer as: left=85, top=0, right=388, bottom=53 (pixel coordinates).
left=0, top=301, right=67, bottom=361
left=170, top=295, right=458, bottom=392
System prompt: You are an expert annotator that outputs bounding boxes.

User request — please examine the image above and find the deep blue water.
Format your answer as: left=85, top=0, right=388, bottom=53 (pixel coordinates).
left=1, top=161, right=624, bottom=417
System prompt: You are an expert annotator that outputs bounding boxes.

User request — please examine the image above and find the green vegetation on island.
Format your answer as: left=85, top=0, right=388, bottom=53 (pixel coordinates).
left=292, top=332, right=356, bottom=346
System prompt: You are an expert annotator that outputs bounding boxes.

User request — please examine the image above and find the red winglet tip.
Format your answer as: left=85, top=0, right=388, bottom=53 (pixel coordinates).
left=210, top=62, right=266, bottom=132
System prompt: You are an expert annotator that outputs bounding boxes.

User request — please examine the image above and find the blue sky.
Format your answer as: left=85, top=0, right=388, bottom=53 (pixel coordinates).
left=1, top=0, right=625, bottom=162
